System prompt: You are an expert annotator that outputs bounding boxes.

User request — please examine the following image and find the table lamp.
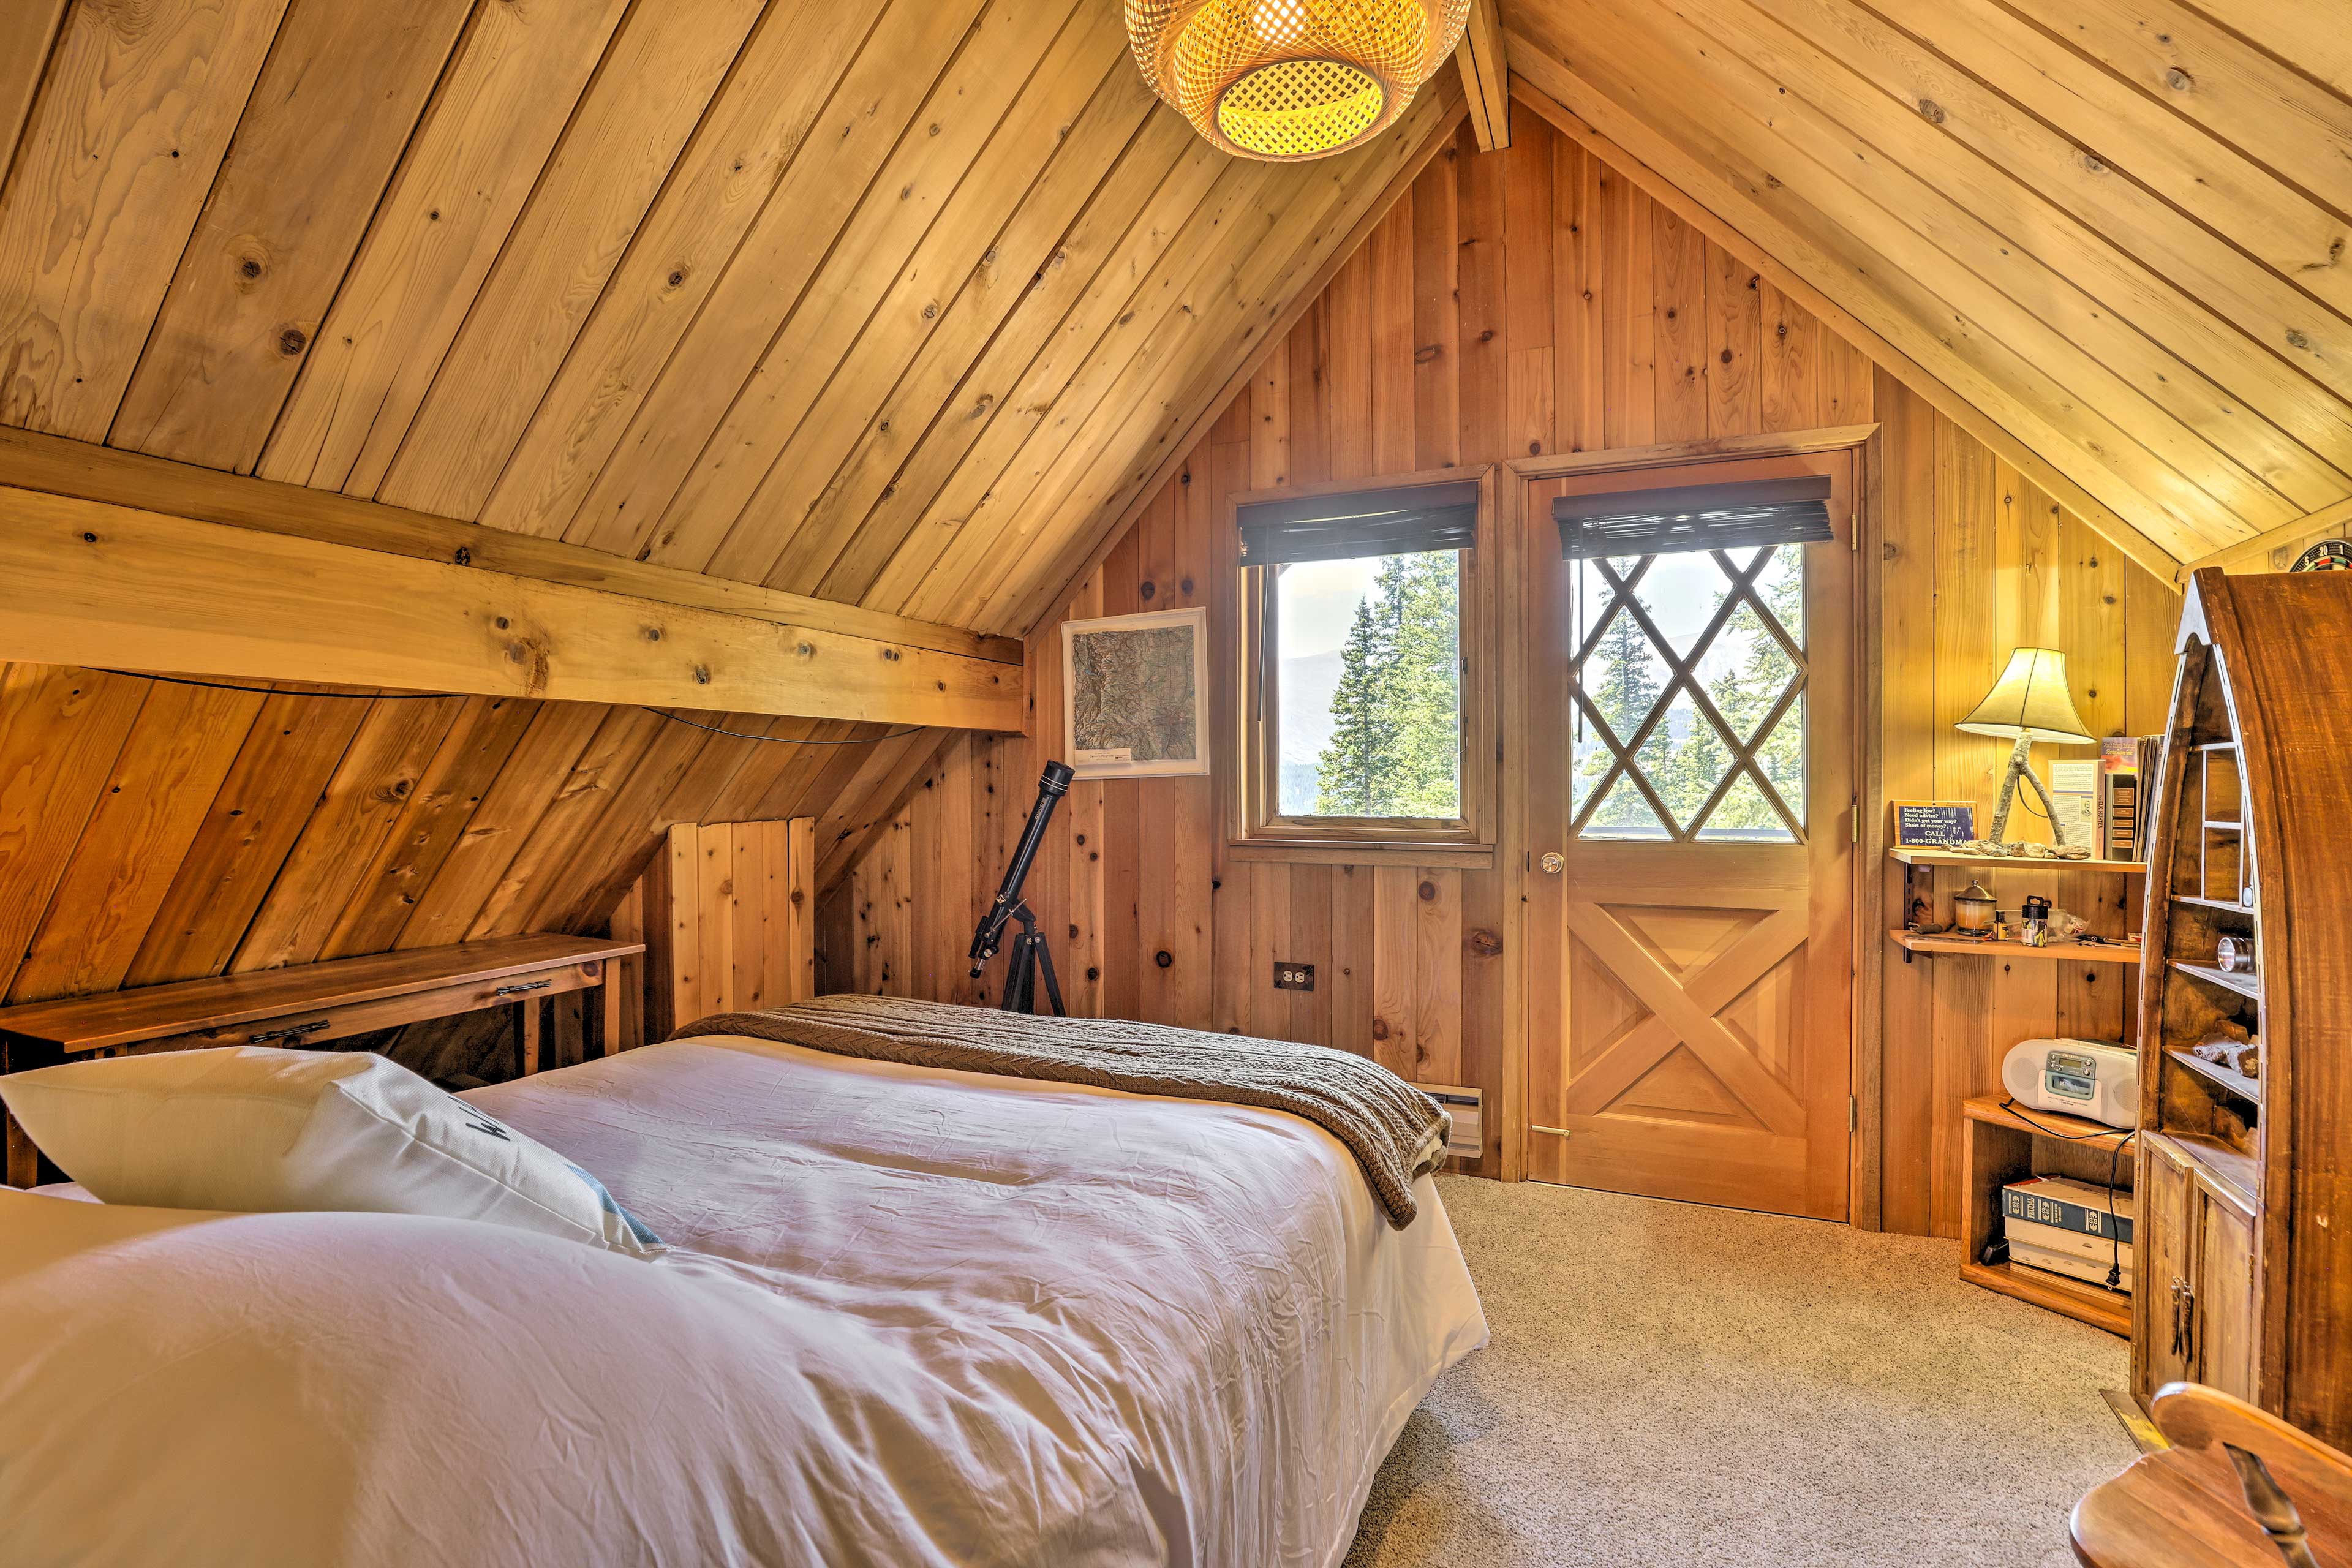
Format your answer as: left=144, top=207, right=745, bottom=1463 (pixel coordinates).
left=1956, top=647, right=2094, bottom=845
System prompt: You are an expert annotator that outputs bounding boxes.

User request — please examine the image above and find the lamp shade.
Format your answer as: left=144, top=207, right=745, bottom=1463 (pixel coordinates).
left=1125, top=0, right=1472, bottom=162
left=1954, top=647, right=2094, bottom=744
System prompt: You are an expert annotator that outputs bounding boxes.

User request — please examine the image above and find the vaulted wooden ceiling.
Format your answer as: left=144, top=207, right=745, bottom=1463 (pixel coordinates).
left=1506, top=0, right=2352, bottom=575
left=0, top=0, right=1460, bottom=643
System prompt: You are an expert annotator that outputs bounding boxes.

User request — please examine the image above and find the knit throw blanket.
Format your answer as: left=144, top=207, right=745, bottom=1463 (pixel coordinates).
left=669, top=995, right=1449, bottom=1229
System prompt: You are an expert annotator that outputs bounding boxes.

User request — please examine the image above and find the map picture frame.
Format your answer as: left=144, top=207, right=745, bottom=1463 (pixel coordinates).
left=1061, top=606, right=1212, bottom=779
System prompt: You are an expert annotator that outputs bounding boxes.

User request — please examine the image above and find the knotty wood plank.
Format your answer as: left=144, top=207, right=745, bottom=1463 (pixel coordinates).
left=1367, top=197, right=1416, bottom=475
left=1411, top=145, right=1460, bottom=472
left=1417, top=872, right=1464, bottom=1085
left=375, top=0, right=766, bottom=515
left=783, top=816, right=815, bottom=1003
left=0, top=1, right=69, bottom=184
left=0, top=666, right=151, bottom=996
left=1651, top=209, right=1707, bottom=443
left=0, top=0, right=291, bottom=439
left=5, top=677, right=262, bottom=1003
left=1708, top=243, right=1762, bottom=439
left=257, top=0, right=633, bottom=492
left=1329, top=865, right=1378, bottom=1058
left=124, top=690, right=372, bottom=986
left=1371, top=867, right=1419, bottom=1077
left=230, top=695, right=470, bottom=973
left=0, top=485, right=1025, bottom=730
left=318, top=695, right=542, bottom=962
left=107, top=0, right=473, bottom=469
left=1554, top=138, right=1604, bottom=453
left=555, top=0, right=994, bottom=559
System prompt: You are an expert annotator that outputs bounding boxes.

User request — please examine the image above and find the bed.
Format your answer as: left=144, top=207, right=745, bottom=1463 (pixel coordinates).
left=0, top=1019, right=1487, bottom=1566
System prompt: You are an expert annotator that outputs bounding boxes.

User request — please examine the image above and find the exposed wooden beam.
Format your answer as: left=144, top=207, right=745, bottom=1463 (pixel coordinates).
left=0, top=485, right=1025, bottom=732
left=2178, top=496, right=2352, bottom=582
left=1504, top=62, right=2185, bottom=590
left=1455, top=0, right=1511, bottom=151
left=0, top=429, right=1025, bottom=666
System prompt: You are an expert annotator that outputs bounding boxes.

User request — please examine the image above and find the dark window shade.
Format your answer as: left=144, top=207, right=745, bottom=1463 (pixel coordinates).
left=1240, top=480, right=1479, bottom=565
left=1554, top=474, right=1834, bottom=559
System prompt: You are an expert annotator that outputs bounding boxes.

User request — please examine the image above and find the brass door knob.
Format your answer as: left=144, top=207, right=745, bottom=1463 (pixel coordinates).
left=1540, top=851, right=1564, bottom=875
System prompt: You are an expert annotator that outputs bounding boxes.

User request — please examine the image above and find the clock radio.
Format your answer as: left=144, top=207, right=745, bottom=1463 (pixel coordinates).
left=2002, top=1038, right=2138, bottom=1129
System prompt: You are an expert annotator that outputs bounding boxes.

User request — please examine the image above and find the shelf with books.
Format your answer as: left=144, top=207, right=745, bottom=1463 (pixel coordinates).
left=1958, top=1096, right=2133, bottom=1336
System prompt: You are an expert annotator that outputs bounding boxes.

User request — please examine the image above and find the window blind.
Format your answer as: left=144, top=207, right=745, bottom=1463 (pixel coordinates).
left=1238, top=480, right=1479, bottom=565
left=1553, top=474, right=1834, bottom=559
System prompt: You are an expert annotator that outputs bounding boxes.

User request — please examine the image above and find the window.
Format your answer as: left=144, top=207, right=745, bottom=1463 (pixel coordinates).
left=1556, top=475, right=1828, bottom=843
left=1234, top=469, right=1495, bottom=865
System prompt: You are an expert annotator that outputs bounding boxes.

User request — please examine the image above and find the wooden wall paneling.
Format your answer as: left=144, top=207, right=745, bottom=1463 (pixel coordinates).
left=475, top=0, right=880, bottom=538
left=107, top=0, right=474, bottom=469
left=1709, top=245, right=1761, bottom=439
left=317, top=695, right=543, bottom=963
left=1411, top=149, right=1460, bottom=472
left=1455, top=123, right=1510, bottom=470
left=257, top=0, right=635, bottom=491
left=1598, top=154, right=1654, bottom=449
left=373, top=0, right=767, bottom=516
left=660, top=0, right=1097, bottom=579
left=1290, top=864, right=1334, bottom=1045
left=1501, top=107, right=1556, bottom=460
left=0, top=1, right=69, bottom=181
left=555, top=0, right=996, bottom=561
left=0, top=668, right=152, bottom=996
left=1554, top=138, right=1602, bottom=454
left=1415, top=870, right=1464, bottom=1084
left=1367, top=198, right=1416, bottom=475
left=1651, top=211, right=1707, bottom=443
left=783, top=816, right=815, bottom=1003
left=230, top=695, right=471, bottom=974
left=696, top=821, right=737, bottom=1014
left=121, top=689, right=372, bottom=987
left=3, top=677, right=262, bottom=1003
left=0, top=0, right=291, bottom=439
left=460, top=706, right=665, bottom=940
left=1759, top=279, right=1817, bottom=435
left=1372, top=867, right=1420, bottom=1079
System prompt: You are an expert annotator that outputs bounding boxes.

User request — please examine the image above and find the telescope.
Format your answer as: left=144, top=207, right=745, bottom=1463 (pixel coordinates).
left=968, top=760, right=1075, bottom=1015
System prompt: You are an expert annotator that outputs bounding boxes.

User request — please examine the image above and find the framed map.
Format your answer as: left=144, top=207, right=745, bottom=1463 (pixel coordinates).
left=1061, top=607, right=1210, bottom=778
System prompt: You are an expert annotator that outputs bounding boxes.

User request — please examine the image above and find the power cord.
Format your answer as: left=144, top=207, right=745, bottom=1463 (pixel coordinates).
left=1997, top=1096, right=2133, bottom=1291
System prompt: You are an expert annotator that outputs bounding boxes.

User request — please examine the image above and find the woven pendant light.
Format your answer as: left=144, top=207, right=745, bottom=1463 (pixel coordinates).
left=1126, top=0, right=1473, bottom=162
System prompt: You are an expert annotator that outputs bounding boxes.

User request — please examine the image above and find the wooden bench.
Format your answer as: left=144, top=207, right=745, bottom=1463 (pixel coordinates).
left=0, top=934, right=644, bottom=1188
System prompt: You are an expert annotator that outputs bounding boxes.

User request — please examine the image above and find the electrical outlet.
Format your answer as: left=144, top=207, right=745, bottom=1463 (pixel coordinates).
left=1273, top=962, right=1314, bottom=991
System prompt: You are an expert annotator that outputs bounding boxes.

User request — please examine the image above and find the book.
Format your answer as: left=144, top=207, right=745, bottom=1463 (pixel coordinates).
left=2005, top=1214, right=2135, bottom=1268
left=2009, top=1238, right=2133, bottom=1293
left=2002, top=1176, right=2135, bottom=1245
left=2049, top=760, right=2098, bottom=846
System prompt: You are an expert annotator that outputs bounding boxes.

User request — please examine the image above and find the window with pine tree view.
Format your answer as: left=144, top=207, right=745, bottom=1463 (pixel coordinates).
left=1570, top=545, right=1806, bottom=842
left=1274, top=549, right=1461, bottom=820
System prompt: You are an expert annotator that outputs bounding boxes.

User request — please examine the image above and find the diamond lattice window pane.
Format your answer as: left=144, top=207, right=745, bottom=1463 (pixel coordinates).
left=1577, top=605, right=1670, bottom=742
left=1749, top=545, right=1804, bottom=649
left=1702, top=600, right=1799, bottom=745
left=1570, top=693, right=1616, bottom=817
left=1632, top=554, right=1731, bottom=660
left=1573, top=557, right=1637, bottom=658
left=1583, top=772, right=1671, bottom=840
left=1755, top=690, right=1806, bottom=824
left=1696, top=771, right=1796, bottom=842
left=1641, top=688, right=1736, bottom=833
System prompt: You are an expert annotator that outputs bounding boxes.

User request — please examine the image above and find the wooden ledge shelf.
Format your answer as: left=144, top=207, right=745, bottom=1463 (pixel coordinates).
left=1961, top=1259, right=2133, bottom=1336
left=1890, top=929, right=2143, bottom=963
left=2172, top=894, right=2255, bottom=916
left=1888, top=846, right=2145, bottom=870
left=1959, top=1096, right=2134, bottom=1338
left=2166, top=1047, right=2264, bottom=1106
left=2171, top=960, right=2261, bottom=1001
left=1964, top=1094, right=2134, bottom=1149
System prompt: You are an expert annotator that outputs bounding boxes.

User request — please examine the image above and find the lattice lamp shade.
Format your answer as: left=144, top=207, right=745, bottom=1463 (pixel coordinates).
left=1126, top=0, right=1473, bottom=161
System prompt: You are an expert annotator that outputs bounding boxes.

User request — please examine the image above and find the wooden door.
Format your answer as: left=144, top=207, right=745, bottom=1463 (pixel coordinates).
left=2197, top=1188, right=2260, bottom=1402
left=1525, top=451, right=1856, bottom=1219
left=2137, top=1139, right=2198, bottom=1396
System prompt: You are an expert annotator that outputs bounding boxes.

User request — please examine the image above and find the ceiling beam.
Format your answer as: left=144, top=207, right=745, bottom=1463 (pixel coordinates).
left=1504, top=59, right=2185, bottom=590
left=2178, top=496, right=2352, bottom=581
left=0, top=428, right=1025, bottom=666
left=1455, top=0, right=1510, bottom=151
left=0, top=483, right=1025, bottom=732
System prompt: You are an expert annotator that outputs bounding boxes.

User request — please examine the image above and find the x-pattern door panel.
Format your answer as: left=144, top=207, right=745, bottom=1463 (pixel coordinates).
left=1526, top=451, right=1856, bottom=1220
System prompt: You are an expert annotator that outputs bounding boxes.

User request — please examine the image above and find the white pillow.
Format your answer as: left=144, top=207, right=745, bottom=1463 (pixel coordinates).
left=0, top=1047, right=661, bottom=1257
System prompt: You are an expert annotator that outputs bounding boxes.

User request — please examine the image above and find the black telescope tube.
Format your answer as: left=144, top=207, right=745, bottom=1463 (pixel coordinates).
left=968, top=761, right=1075, bottom=973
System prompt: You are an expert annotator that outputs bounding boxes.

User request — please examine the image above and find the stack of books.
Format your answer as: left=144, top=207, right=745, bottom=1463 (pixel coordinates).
left=2002, top=1175, right=2134, bottom=1294
left=2097, top=737, right=2162, bottom=863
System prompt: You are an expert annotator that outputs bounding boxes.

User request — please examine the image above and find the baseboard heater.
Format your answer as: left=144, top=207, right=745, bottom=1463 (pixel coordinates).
left=1420, top=1085, right=1482, bottom=1162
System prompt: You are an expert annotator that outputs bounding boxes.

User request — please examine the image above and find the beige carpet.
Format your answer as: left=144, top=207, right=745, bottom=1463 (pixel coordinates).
left=1347, top=1177, right=2135, bottom=1567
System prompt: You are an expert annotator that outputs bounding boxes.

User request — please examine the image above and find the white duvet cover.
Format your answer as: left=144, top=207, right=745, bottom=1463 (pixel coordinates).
left=0, top=1033, right=1486, bottom=1567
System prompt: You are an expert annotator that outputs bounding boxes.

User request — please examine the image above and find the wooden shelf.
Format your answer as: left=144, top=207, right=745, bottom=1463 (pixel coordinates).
left=2166, top=1047, right=2264, bottom=1106
left=2202, top=819, right=2242, bottom=832
left=2171, top=960, right=2261, bottom=1001
left=2193, top=739, right=2237, bottom=752
left=1962, top=1259, right=2133, bottom=1336
left=1891, top=929, right=2143, bottom=963
left=1888, top=846, right=2144, bottom=870
left=1962, top=1094, right=2135, bottom=1148
left=2172, top=894, right=2254, bottom=916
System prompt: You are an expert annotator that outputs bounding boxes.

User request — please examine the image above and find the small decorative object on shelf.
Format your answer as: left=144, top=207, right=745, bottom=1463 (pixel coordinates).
left=1951, top=838, right=2094, bottom=861
left=1952, top=878, right=1997, bottom=933
left=1893, top=799, right=1976, bottom=847
left=2133, top=565, right=2352, bottom=1451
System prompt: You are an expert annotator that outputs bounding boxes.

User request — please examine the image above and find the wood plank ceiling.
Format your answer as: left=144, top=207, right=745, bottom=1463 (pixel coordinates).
left=0, top=0, right=1466, bottom=1006
left=1506, top=0, right=2352, bottom=573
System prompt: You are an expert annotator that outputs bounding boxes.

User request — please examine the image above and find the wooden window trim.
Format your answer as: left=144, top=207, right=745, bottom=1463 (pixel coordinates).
left=1229, top=464, right=1500, bottom=869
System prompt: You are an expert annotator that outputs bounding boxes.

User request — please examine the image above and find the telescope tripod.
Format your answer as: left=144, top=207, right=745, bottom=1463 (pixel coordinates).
left=995, top=900, right=1066, bottom=1017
